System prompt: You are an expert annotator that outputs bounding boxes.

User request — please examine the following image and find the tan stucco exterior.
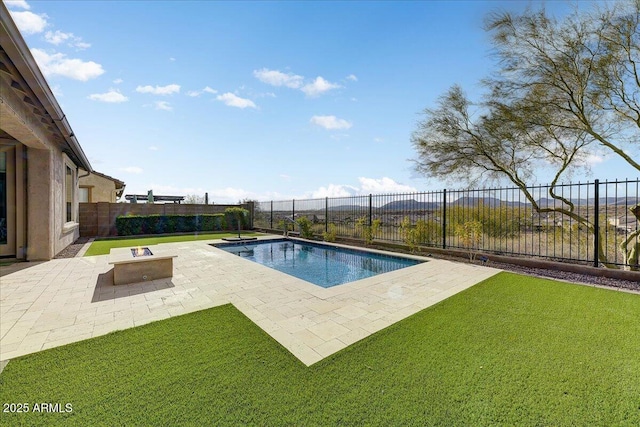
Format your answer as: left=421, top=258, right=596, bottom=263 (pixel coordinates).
left=79, top=172, right=125, bottom=203
left=1, top=4, right=92, bottom=260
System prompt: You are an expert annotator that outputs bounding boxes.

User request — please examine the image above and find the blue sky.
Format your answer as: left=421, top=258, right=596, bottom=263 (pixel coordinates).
left=5, top=0, right=638, bottom=203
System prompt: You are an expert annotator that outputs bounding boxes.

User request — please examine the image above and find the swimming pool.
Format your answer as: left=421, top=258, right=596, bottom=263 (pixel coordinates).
left=214, top=239, right=424, bottom=288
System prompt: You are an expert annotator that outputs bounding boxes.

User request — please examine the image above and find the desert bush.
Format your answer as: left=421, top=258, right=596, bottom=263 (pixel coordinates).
left=323, top=223, right=338, bottom=242
left=296, top=216, right=315, bottom=239
left=455, top=220, right=483, bottom=261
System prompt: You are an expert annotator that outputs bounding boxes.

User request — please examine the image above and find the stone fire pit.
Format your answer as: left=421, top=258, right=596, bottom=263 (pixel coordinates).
left=108, top=246, right=177, bottom=285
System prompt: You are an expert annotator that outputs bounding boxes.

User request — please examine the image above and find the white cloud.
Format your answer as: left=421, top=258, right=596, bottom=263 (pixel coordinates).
left=306, top=177, right=417, bottom=199
left=585, top=154, right=604, bottom=165
left=44, top=30, right=70, bottom=45
left=31, top=48, right=104, bottom=81
left=310, top=184, right=359, bottom=198
left=186, top=86, right=216, bottom=97
left=279, top=174, right=291, bottom=180
left=9, top=10, right=47, bottom=34
left=253, top=68, right=303, bottom=88
left=135, top=84, right=181, bottom=95
left=209, top=187, right=257, bottom=201
left=169, top=57, right=176, bottom=61
left=310, top=115, right=352, bottom=130
left=121, top=166, right=143, bottom=174
left=216, top=92, right=257, bottom=109
left=51, top=85, right=62, bottom=97
left=148, top=146, right=159, bottom=151
left=88, top=89, right=128, bottom=103
left=155, top=101, right=172, bottom=111
left=113, top=78, right=123, bottom=84
left=74, top=41, right=91, bottom=50
left=254, top=68, right=341, bottom=97
left=374, top=137, right=384, bottom=143
left=346, top=74, right=358, bottom=82
left=44, top=30, right=89, bottom=49
left=301, top=76, right=341, bottom=97
left=358, top=177, right=418, bottom=194
left=4, top=1, right=31, bottom=10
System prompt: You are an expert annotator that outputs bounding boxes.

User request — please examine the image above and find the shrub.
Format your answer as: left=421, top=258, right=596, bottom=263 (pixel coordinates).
left=400, top=217, right=418, bottom=252
left=116, top=214, right=226, bottom=236
left=323, top=223, right=338, bottom=242
left=455, top=220, right=483, bottom=261
left=296, top=216, right=315, bottom=239
left=224, top=207, right=249, bottom=231
left=277, top=219, right=291, bottom=235
left=399, top=218, right=440, bottom=252
left=355, top=217, right=381, bottom=245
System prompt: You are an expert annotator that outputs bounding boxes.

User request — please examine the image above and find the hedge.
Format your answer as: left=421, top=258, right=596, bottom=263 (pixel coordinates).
left=116, top=214, right=229, bottom=236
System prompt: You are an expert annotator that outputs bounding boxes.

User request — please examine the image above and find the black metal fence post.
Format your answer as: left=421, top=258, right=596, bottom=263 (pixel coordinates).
left=593, top=179, right=600, bottom=267
left=270, top=200, right=273, bottom=229
left=442, top=189, right=447, bottom=249
left=369, top=194, right=373, bottom=227
left=325, top=197, right=329, bottom=233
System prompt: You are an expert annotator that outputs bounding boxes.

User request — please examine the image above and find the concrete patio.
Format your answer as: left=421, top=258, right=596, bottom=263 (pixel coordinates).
left=0, top=236, right=501, bottom=367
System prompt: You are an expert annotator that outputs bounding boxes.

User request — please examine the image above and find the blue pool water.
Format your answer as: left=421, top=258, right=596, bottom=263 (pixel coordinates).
left=214, top=239, right=424, bottom=288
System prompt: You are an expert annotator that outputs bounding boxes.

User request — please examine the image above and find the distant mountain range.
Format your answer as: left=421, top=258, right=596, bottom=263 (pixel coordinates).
left=378, top=200, right=440, bottom=211
left=276, top=196, right=639, bottom=213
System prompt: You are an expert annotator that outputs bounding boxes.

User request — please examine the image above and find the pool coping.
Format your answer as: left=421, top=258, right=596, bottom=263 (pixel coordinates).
left=211, top=237, right=429, bottom=288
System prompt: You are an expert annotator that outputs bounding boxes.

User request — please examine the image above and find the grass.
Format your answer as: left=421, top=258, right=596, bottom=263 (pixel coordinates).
left=1, top=272, right=639, bottom=426
left=83, top=232, right=261, bottom=256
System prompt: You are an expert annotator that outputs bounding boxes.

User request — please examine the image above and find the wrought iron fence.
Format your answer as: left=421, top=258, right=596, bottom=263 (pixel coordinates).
left=254, top=179, right=640, bottom=269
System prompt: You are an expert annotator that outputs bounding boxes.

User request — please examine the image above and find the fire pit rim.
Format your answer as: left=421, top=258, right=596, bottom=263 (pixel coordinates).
left=131, top=247, right=154, bottom=257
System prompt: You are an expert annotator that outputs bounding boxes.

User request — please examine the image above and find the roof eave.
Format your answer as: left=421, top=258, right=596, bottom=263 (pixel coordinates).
left=0, top=3, right=92, bottom=172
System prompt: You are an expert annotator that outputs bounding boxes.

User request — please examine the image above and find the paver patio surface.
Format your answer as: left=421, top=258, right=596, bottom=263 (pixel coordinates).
left=0, top=237, right=501, bottom=366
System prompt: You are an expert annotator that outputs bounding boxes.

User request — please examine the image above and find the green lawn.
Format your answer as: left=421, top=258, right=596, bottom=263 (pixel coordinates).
left=83, top=232, right=261, bottom=256
left=1, top=272, right=639, bottom=426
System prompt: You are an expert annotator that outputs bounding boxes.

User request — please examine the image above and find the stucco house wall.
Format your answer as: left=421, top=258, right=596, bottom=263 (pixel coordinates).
left=79, top=172, right=125, bottom=203
left=1, top=4, right=92, bottom=260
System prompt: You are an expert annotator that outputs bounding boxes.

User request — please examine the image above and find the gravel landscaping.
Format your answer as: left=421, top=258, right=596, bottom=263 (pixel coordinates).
left=53, top=237, right=91, bottom=259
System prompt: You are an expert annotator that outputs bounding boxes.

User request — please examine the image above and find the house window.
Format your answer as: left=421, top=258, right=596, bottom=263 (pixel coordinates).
left=79, top=187, right=89, bottom=203
left=65, top=165, right=73, bottom=222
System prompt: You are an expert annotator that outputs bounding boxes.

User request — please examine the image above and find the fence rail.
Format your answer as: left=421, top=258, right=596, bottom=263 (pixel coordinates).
left=254, top=179, right=640, bottom=270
